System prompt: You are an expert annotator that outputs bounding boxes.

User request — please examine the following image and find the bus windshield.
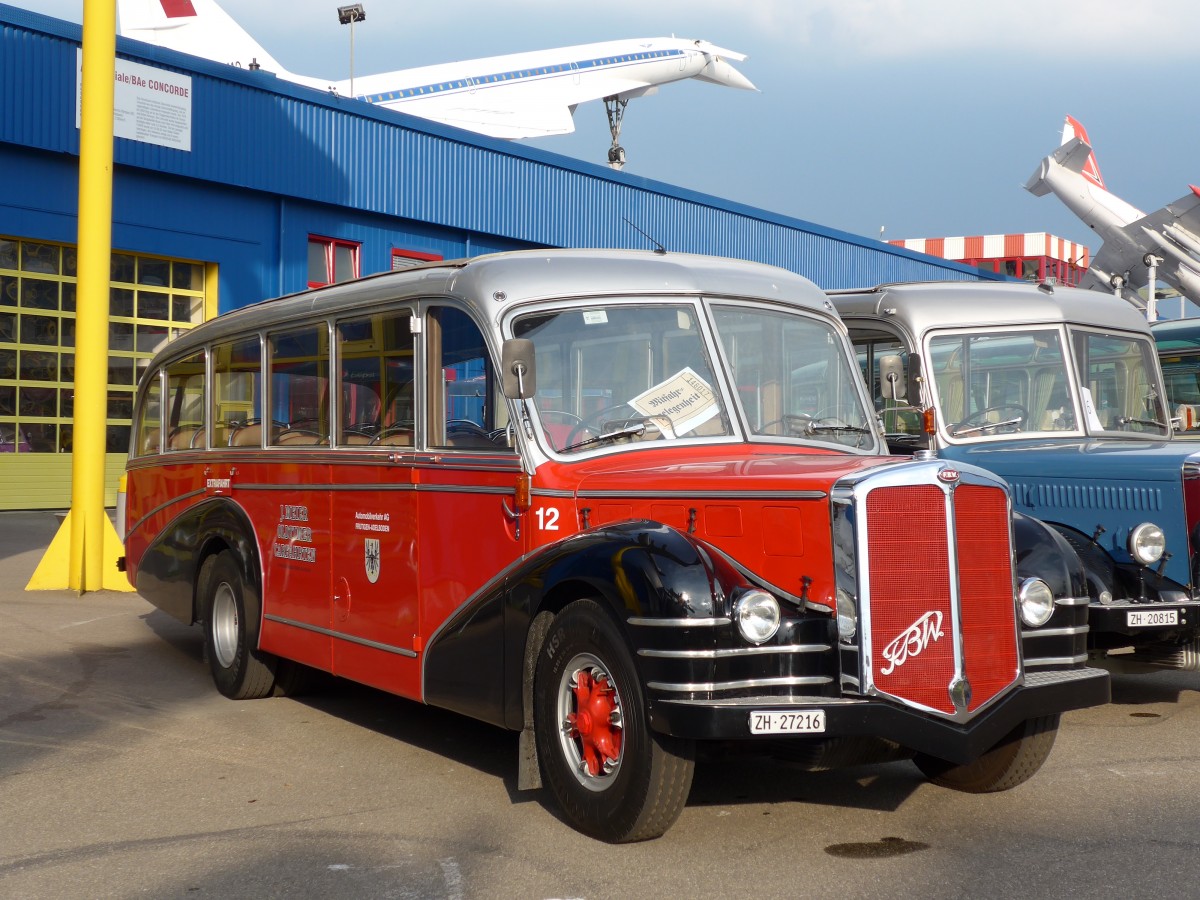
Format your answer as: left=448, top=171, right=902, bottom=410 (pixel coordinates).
left=929, top=329, right=1079, bottom=440
left=927, top=326, right=1169, bottom=440
left=1070, top=328, right=1169, bottom=437
left=512, top=299, right=874, bottom=453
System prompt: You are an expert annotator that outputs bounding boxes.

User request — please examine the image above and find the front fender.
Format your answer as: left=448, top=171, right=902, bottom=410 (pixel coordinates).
left=422, top=520, right=736, bottom=732
left=1012, top=511, right=1086, bottom=600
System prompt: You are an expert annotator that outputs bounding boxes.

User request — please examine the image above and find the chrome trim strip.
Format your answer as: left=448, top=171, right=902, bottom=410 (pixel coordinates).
left=1055, top=596, right=1091, bottom=607
left=648, top=675, right=832, bottom=692
left=235, top=483, right=515, bottom=496
left=239, top=482, right=416, bottom=492
left=1023, top=653, right=1089, bottom=668
left=660, top=695, right=860, bottom=708
left=264, top=614, right=418, bottom=658
left=1090, top=598, right=1200, bottom=609
left=579, top=489, right=827, bottom=501
left=530, top=487, right=576, bottom=498
left=627, top=616, right=731, bottom=627
left=638, top=643, right=829, bottom=659
left=942, top=480, right=968, bottom=703
left=1022, top=625, right=1089, bottom=639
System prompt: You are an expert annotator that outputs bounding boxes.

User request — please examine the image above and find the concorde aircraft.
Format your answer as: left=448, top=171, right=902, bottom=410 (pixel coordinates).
left=116, top=0, right=756, bottom=168
left=1025, top=115, right=1200, bottom=315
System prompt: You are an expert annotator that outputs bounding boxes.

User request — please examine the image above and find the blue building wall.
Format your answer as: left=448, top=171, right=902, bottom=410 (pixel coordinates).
left=0, top=3, right=1000, bottom=314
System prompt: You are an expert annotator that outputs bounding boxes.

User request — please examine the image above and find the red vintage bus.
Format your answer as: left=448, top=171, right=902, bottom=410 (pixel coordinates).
left=120, top=249, right=1108, bottom=841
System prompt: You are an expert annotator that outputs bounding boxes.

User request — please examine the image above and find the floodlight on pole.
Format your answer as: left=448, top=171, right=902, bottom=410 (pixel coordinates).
left=337, top=4, right=366, bottom=98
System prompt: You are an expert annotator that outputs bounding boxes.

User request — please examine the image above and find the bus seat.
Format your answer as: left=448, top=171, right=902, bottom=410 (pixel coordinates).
left=274, top=428, right=327, bottom=445
left=371, top=427, right=413, bottom=446
left=167, top=426, right=200, bottom=450
left=229, top=424, right=263, bottom=446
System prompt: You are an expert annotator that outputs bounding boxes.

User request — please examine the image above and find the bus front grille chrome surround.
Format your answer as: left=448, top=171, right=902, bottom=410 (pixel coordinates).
left=832, top=461, right=1023, bottom=724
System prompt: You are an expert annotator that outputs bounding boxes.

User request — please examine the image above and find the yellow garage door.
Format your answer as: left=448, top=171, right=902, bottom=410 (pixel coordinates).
left=0, top=237, right=213, bottom=510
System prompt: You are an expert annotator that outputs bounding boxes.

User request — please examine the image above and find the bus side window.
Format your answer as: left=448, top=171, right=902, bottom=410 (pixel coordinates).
left=214, top=336, right=264, bottom=447
left=268, top=324, right=330, bottom=446
left=336, top=309, right=414, bottom=447
left=426, top=306, right=511, bottom=451
left=164, top=351, right=206, bottom=450
left=135, top=371, right=163, bottom=456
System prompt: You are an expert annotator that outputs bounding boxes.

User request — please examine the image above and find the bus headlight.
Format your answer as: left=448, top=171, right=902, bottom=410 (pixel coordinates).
left=1018, top=578, right=1055, bottom=627
left=1129, top=523, right=1166, bottom=565
left=734, top=590, right=781, bottom=644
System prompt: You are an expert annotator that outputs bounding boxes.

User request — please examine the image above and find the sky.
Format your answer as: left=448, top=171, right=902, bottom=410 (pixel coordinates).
left=16, top=0, right=1200, bottom=254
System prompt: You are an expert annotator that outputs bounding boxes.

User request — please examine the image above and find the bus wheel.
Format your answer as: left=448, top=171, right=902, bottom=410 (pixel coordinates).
left=534, top=599, right=694, bottom=842
left=200, top=550, right=277, bottom=700
left=913, top=714, right=1059, bottom=792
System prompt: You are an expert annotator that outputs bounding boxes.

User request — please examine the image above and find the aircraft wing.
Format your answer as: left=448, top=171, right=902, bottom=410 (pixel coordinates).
left=1084, top=187, right=1200, bottom=299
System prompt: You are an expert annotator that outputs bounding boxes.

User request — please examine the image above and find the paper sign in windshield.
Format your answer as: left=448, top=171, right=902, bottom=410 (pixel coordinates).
left=1080, top=387, right=1105, bottom=431
left=629, top=367, right=719, bottom=437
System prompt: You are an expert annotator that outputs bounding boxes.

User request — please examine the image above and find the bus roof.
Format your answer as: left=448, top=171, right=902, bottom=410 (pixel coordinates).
left=827, top=280, right=1152, bottom=338
left=155, top=248, right=831, bottom=363
left=1150, top=317, right=1200, bottom=352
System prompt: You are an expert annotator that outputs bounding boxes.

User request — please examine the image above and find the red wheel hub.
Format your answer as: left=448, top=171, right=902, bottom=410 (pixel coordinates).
left=567, top=668, right=622, bottom=776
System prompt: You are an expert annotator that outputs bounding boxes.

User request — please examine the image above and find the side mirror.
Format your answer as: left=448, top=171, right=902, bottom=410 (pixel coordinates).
left=501, top=338, right=536, bottom=399
left=879, top=354, right=906, bottom=401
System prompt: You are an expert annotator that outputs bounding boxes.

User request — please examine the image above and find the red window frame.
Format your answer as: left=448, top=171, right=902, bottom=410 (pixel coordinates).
left=308, top=235, right=361, bottom=288
left=391, top=248, right=443, bottom=270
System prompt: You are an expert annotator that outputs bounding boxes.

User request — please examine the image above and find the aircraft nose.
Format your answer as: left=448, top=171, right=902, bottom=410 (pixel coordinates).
left=696, top=57, right=757, bottom=91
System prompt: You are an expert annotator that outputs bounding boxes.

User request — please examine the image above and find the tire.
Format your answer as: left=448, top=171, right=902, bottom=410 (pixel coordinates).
left=534, top=599, right=695, bottom=843
left=913, top=714, right=1059, bottom=792
left=200, top=550, right=277, bottom=700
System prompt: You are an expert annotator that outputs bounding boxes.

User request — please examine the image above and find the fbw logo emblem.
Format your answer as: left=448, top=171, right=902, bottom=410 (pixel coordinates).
left=364, top=538, right=381, bottom=584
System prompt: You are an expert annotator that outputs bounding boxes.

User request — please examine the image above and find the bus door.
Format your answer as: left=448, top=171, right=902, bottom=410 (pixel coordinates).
left=329, top=309, right=424, bottom=697
left=415, top=306, right=525, bottom=703
left=257, top=324, right=334, bottom=671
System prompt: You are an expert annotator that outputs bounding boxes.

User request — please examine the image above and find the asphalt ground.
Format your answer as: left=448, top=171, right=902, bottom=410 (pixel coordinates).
left=4, top=509, right=1200, bottom=899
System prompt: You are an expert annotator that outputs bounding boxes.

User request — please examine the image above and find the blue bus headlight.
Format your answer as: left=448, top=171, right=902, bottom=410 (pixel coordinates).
left=1128, top=523, right=1166, bottom=565
left=734, top=590, right=781, bottom=643
left=1018, top=578, right=1055, bottom=627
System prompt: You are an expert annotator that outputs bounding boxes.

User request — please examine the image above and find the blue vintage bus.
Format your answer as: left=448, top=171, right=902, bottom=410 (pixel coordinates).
left=833, top=281, right=1200, bottom=674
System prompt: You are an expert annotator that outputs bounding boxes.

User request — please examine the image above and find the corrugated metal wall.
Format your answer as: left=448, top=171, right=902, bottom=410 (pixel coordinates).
left=0, top=3, right=996, bottom=295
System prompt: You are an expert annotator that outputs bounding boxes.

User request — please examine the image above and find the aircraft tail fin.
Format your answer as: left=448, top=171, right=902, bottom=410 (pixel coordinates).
left=1060, top=114, right=1105, bottom=189
left=117, top=0, right=294, bottom=81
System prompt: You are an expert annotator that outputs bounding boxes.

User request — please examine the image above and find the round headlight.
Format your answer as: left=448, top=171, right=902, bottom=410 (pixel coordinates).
left=1129, top=523, right=1166, bottom=565
left=1018, top=577, right=1055, bottom=628
left=734, top=590, right=781, bottom=644
left=836, top=587, right=857, bottom=642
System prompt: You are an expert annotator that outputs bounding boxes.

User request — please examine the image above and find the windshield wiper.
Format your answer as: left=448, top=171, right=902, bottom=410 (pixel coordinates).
left=561, top=422, right=647, bottom=453
left=952, top=416, right=1023, bottom=436
left=810, top=423, right=872, bottom=435
left=1115, top=416, right=1167, bottom=430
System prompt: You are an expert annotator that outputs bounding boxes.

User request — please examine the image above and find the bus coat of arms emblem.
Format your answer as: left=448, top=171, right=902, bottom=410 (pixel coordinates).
left=364, top=538, right=381, bottom=583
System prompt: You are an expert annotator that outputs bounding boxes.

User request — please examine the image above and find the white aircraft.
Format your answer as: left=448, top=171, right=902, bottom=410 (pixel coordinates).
left=1025, top=114, right=1200, bottom=316
left=116, top=0, right=756, bottom=168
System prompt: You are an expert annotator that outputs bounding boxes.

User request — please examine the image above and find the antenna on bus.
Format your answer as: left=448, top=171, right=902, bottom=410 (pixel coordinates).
left=624, top=218, right=667, bottom=255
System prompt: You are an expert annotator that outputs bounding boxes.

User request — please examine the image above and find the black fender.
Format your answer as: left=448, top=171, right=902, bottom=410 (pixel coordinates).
left=1012, top=512, right=1090, bottom=669
left=422, top=520, right=744, bottom=733
left=1048, top=521, right=1188, bottom=602
left=135, top=497, right=261, bottom=626
left=1011, top=511, right=1086, bottom=600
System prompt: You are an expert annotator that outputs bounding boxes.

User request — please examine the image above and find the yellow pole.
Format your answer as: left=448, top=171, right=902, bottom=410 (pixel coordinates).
left=27, top=0, right=130, bottom=593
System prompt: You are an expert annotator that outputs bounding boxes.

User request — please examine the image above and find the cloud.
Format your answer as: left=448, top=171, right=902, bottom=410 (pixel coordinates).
left=448, top=0, right=1200, bottom=60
